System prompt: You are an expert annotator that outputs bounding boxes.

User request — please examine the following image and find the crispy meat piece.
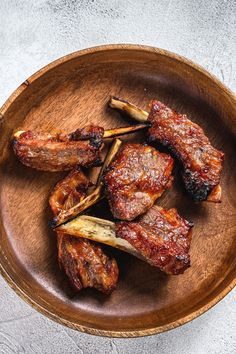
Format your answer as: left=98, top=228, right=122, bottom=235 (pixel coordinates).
left=148, top=101, right=224, bottom=202
left=49, top=168, right=119, bottom=294
left=49, top=168, right=90, bottom=215
left=116, top=205, right=193, bottom=275
left=69, top=125, right=104, bottom=148
left=57, top=234, right=118, bottom=293
left=57, top=211, right=194, bottom=274
left=13, top=126, right=104, bottom=171
left=104, top=143, right=174, bottom=221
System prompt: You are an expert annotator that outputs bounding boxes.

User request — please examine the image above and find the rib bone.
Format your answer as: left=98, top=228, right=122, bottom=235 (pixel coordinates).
left=109, top=96, right=148, bottom=122
left=56, top=215, right=142, bottom=259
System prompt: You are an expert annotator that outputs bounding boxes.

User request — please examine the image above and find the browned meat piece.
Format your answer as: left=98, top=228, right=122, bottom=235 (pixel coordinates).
left=57, top=234, right=118, bottom=294
left=69, top=125, right=104, bottom=147
left=50, top=138, right=123, bottom=228
left=148, top=101, right=224, bottom=202
left=49, top=168, right=119, bottom=294
left=116, top=205, right=193, bottom=275
left=57, top=210, right=194, bottom=275
left=49, top=168, right=90, bottom=215
left=13, top=126, right=104, bottom=171
left=104, top=143, right=174, bottom=221
left=13, top=124, right=147, bottom=172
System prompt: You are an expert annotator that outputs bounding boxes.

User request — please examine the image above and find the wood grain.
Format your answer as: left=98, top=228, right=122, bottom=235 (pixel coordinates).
left=0, top=45, right=235, bottom=337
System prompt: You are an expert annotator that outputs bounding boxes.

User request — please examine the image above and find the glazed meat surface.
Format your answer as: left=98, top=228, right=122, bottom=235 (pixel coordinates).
left=13, top=126, right=104, bottom=172
left=57, top=234, right=119, bottom=294
left=148, top=101, right=224, bottom=202
left=49, top=168, right=118, bottom=294
left=104, top=143, right=174, bottom=221
left=116, top=205, right=193, bottom=275
left=49, top=168, right=90, bottom=216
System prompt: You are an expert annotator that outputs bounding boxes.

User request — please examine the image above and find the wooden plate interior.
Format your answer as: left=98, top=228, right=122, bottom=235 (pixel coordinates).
left=0, top=46, right=236, bottom=337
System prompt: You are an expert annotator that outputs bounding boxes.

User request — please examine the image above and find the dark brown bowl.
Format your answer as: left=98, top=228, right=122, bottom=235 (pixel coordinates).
left=0, top=45, right=235, bottom=337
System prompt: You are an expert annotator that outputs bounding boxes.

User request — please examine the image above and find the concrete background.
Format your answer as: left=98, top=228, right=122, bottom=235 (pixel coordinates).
left=0, top=1, right=235, bottom=353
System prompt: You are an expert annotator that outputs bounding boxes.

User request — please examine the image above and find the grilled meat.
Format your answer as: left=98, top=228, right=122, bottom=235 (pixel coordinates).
left=109, top=97, right=224, bottom=202
left=57, top=234, right=118, bottom=293
left=49, top=168, right=119, bottom=294
left=49, top=168, right=90, bottom=216
left=13, top=123, right=147, bottom=172
left=116, top=205, right=193, bottom=275
left=57, top=205, right=193, bottom=275
left=104, top=143, right=174, bottom=221
left=148, top=101, right=225, bottom=202
left=13, top=126, right=104, bottom=172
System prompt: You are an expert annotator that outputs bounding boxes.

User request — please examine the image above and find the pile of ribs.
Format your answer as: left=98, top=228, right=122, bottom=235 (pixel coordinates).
left=12, top=96, right=224, bottom=294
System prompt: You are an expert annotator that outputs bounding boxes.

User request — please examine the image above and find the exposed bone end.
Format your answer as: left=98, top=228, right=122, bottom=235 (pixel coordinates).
left=13, top=130, right=26, bottom=138
left=14, top=125, right=146, bottom=142
left=109, top=96, right=149, bottom=123
left=207, top=185, right=222, bottom=203
left=56, top=215, right=142, bottom=260
left=97, top=138, right=122, bottom=184
left=103, top=124, right=148, bottom=139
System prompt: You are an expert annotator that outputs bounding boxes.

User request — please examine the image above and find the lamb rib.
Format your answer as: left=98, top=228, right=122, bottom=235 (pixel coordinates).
left=109, top=96, right=224, bottom=202
left=104, top=143, right=174, bottom=221
left=57, top=205, right=193, bottom=275
left=13, top=123, right=146, bottom=172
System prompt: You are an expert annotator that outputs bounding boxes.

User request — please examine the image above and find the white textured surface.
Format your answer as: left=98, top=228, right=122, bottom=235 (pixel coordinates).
left=0, top=0, right=235, bottom=353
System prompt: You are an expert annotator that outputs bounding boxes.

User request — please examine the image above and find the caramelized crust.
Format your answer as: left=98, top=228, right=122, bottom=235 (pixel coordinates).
left=13, top=126, right=104, bottom=171
left=104, top=143, right=174, bottom=221
left=69, top=125, right=104, bottom=148
left=49, top=168, right=119, bottom=294
left=116, top=206, right=193, bottom=275
left=49, top=168, right=90, bottom=215
left=57, top=234, right=118, bottom=294
left=148, top=101, right=224, bottom=201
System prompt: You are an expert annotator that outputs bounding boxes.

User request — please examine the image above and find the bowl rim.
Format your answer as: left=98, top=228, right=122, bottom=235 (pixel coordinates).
left=0, top=44, right=235, bottom=338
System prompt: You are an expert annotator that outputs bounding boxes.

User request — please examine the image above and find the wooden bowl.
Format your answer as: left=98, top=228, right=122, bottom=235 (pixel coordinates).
left=0, top=45, right=235, bottom=337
